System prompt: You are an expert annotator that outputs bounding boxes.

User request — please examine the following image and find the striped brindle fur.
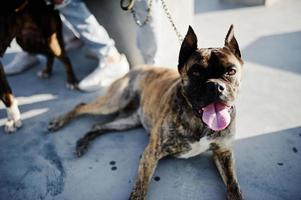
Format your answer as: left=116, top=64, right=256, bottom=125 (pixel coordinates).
left=49, top=25, right=244, bottom=200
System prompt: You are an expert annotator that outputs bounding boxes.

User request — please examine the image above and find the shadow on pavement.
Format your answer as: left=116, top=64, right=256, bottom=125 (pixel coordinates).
left=0, top=101, right=300, bottom=200
left=194, top=0, right=256, bottom=14
left=0, top=48, right=99, bottom=125
left=243, top=31, right=301, bottom=74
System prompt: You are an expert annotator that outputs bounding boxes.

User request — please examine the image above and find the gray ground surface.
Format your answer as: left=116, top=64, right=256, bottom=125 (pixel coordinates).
left=1, top=0, right=301, bottom=199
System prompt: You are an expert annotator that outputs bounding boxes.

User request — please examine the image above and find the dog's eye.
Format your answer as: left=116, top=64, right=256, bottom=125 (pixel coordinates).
left=192, top=71, right=201, bottom=76
left=226, top=67, right=236, bottom=76
left=188, top=64, right=204, bottom=78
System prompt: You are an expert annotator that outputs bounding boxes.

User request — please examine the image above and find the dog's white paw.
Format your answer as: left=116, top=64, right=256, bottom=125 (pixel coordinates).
left=66, top=83, right=78, bottom=90
left=4, top=119, right=22, bottom=133
left=37, top=70, right=51, bottom=79
left=4, top=100, right=22, bottom=133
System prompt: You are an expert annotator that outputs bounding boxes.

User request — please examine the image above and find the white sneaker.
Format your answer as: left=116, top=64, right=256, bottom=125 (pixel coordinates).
left=4, top=52, right=39, bottom=75
left=78, top=54, right=130, bottom=92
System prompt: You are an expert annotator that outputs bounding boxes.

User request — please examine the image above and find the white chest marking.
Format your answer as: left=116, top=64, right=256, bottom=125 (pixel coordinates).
left=177, top=137, right=211, bottom=159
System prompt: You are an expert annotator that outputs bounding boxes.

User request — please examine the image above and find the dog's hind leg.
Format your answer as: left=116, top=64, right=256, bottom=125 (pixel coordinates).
left=48, top=75, right=135, bottom=132
left=76, top=112, right=140, bottom=157
left=0, top=63, right=22, bottom=133
left=45, top=11, right=79, bottom=90
left=48, top=31, right=78, bottom=89
left=37, top=54, right=54, bottom=78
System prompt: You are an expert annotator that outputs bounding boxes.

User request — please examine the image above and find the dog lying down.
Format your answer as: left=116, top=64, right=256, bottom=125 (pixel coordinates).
left=49, top=25, right=244, bottom=200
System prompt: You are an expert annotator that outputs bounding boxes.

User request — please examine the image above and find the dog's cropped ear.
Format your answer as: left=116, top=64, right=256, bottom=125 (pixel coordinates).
left=178, top=26, right=198, bottom=73
left=225, top=25, right=241, bottom=58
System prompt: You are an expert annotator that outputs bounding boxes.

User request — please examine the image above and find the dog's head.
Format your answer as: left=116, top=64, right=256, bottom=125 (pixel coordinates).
left=178, top=25, right=243, bottom=131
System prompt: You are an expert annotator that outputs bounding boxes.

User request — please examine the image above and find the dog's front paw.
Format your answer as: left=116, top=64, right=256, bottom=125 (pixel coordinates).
left=4, top=119, right=22, bottom=133
left=66, top=82, right=78, bottom=90
left=129, top=191, right=145, bottom=200
left=48, top=117, right=65, bottom=132
left=76, top=138, right=89, bottom=157
left=227, top=186, right=244, bottom=200
left=37, top=70, right=51, bottom=79
left=129, top=183, right=146, bottom=200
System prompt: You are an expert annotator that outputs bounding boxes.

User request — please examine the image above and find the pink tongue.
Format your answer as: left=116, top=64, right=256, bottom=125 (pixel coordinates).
left=201, top=103, right=231, bottom=131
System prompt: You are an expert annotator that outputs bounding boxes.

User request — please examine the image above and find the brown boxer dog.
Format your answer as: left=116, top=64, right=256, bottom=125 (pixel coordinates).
left=49, top=25, right=244, bottom=200
left=0, top=0, right=78, bottom=132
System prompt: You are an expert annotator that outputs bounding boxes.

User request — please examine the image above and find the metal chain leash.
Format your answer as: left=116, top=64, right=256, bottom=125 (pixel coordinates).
left=130, top=0, right=184, bottom=44
left=132, top=0, right=153, bottom=27
left=159, top=0, right=183, bottom=44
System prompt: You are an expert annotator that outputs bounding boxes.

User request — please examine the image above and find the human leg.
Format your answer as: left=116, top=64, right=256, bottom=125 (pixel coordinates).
left=59, top=1, right=129, bottom=91
left=135, top=0, right=162, bottom=65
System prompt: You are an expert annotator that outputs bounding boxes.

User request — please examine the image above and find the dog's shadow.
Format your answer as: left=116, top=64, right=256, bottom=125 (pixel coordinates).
left=0, top=47, right=99, bottom=124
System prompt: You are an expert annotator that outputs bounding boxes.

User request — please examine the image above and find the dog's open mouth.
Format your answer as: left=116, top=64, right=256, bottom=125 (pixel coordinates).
left=199, top=102, right=231, bottom=131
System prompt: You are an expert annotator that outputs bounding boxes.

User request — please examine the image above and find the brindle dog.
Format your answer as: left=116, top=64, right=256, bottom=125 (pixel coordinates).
left=0, top=0, right=78, bottom=132
left=48, top=25, right=244, bottom=200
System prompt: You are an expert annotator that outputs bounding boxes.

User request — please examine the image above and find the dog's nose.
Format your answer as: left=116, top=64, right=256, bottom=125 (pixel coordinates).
left=207, top=82, right=225, bottom=95
left=218, top=84, right=225, bottom=93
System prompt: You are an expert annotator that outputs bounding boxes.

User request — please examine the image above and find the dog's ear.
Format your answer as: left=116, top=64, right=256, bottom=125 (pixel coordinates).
left=225, top=25, right=241, bottom=58
left=178, top=26, right=198, bottom=73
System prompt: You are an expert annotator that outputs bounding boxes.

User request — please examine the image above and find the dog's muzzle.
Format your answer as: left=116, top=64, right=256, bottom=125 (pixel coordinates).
left=205, top=81, right=227, bottom=99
